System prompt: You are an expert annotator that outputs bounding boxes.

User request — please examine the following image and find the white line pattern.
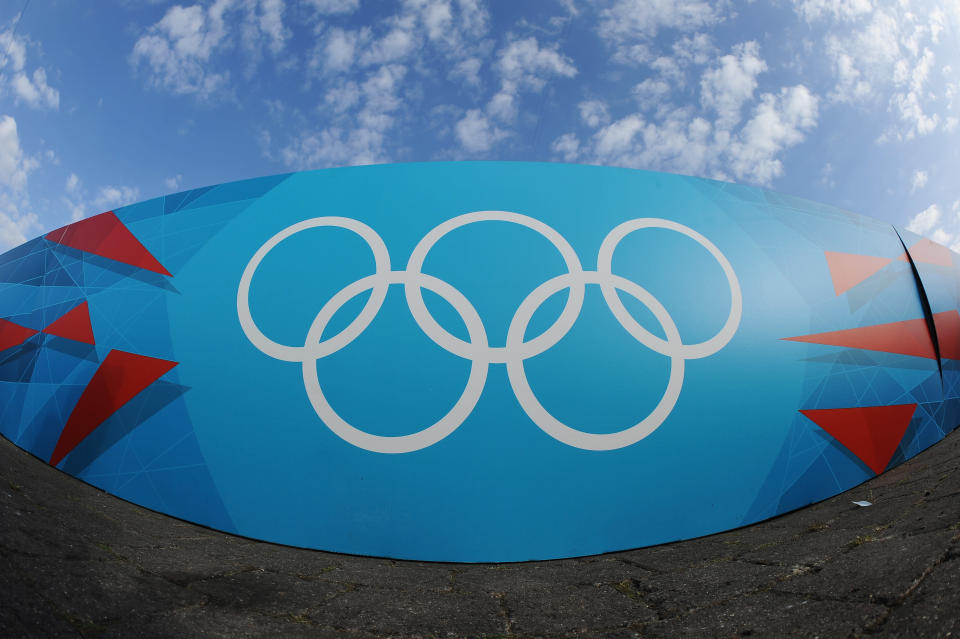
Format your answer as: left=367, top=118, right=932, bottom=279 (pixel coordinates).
left=237, top=211, right=742, bottom=453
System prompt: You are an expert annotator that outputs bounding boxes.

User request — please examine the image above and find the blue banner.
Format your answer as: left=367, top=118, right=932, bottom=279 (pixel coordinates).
left=0, top=162, right=955, bottom=561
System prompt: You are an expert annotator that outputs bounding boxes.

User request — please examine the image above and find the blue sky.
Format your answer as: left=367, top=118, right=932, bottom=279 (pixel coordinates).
left=0, top=0, right=958, bottom=252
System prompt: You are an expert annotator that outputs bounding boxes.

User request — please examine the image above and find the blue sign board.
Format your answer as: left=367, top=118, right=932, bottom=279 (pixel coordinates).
left=0, top=162, right=956, bottom=561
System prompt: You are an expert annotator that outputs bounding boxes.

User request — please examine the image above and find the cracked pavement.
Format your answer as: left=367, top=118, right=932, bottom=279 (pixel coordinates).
left=1, top=430, right=959, bottom=638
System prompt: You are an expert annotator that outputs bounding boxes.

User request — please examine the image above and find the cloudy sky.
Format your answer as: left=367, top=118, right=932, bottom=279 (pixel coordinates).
left=0, top=0, right=958, bottom=252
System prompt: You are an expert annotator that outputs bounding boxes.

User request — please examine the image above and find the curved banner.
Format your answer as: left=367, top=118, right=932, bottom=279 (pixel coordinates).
left=0, top=162, right=956, bottom=561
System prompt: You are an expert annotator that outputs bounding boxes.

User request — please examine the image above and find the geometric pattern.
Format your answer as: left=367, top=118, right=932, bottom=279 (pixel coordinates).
left=800, top=404, right=917, bottom=474
left=0, top=173, right=290, bottom=536
left=49, top=350, right=178, bottom=466
left=824, top=251, right=892, bottom=296
left=898, top=237, right=953, bottom=267
left=0, top=317, right=37, bottom=351
left=720, top=188, right=958, bottom=527
left=42, top=301, right=95, bottom=344
left=782, top=315, right=937, bottom=359
left=45, top=211, right=172, bottom=276
left=1, top=164, right=958, bottom=560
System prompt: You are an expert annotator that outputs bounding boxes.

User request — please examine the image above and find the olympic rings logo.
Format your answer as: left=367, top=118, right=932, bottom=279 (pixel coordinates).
left=237, top=211, right=742, bottom=454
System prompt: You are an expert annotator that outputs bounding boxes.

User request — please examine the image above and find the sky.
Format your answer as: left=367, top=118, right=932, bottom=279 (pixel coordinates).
left=0, top=0, right=958, bottom=253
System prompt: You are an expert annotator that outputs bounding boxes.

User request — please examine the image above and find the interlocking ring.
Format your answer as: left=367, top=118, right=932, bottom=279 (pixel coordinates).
left=237, top=211, right=742, bottom=453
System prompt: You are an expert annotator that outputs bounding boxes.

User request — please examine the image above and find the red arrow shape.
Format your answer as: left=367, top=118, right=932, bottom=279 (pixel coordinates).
left=0, top=318, right=38, bottom=351
left=783, top=316, right=936, bottom=359
left=800, top=404, right=917, bottom=475
left=49, top=350, right=178, bottom=467
left=43, top=301, right=95, bottom=345
left=46, top=212, right=171, bottom=276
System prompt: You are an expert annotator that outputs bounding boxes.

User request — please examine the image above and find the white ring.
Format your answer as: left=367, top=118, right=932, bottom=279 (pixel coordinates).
left=596, top=218, right=742, bottom=360
left=405, top=211, right=585, bottom=363
left=506, top=272, right=685, bottom=450
left=237, top=217, right=391, bottom=362
left=238, top=212, right=741, bottom=453
left=301, top=271, right=489, bottom=454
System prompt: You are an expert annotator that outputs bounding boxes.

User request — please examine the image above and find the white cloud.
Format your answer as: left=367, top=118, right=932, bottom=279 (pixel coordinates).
left=281, top=64, right=408, bottom=168
left=931, top=228, right=952, bottom=245
left=130, top=0, right=293, bottom=98
left=728, top=85, right=819, bottom=184
left=792, top=0, right=871, bottom=22
left=495, top=37, right=577, bottom=92
left=238, top=0, right=291, bottom=68
left=593, top=115, right=646, bottom=159
left=554, top=37, right=818, bottom=187
left=359, top=17, right=419, bottom=66
left=906, top=204, right=941, bottom=235
left=551, top=132, right=580, bottom=161
left=700, top=41, right=766, bottom=130
left=272, top=1, right=496, bottom=164
left=672, top=33, right=715, bottom=65
left=0, top=115, right=35, bottom=192
left=649, top=56, right=685, bottom=85
left=130, top=2, right=232, bottom=98
left=11, top=68, right=59, bottom=110
left=306, top=0, right=360, bottom=15
left=578, top=100, right=610, bottom=128
left=443, top=35, right=576, bottom=155
left=405, top=0, right=490, bottom=53
left=324, top=80, right=361, bottom=112
left=828, top=50, right=870, bottom=103
left=449, top=57, right=483, bottom=87
left=0, top=29, right=27, bottom=72
left=632, top=78, right=671, bottom=110
left=0, top=29, right=60, bottom=111
left=256, top=0, right=289, bottom=55
left=0, top=193, right=38, bottom=250
left=486, top=91, right=517, bottom=122
left=598, top=0, right=724, bottom=42
left=164, top=174, right=183, bottom=191
left=479, top=35, right=576, bottom=134
left=59, top=174, right=140, bottom=222
left=558, top=81, right=818, bottom=187
left=910, top=169, right=928, bottom=192
left=0, top=115, right=40, bottom=249
left=889, top=47, right=939, bottom=140
left=317, top=27, right=364, bottom=74
left=94, top=185, right=141, bottom=212
left=812, top=6, right=950, bottom=140
left=455, top=109, right=506, bottom=153
left=905, top=201, right=960, bottom=253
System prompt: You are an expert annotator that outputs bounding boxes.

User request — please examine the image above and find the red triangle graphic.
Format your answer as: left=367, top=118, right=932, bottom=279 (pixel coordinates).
left=783, top=316, right=936, bottom=359
left=800, top=404, right=917, bottom=474
left=42, top=301, right=95, bottom=345
left=824, top=251, right=893, bottom=295
left=0, top=318, right=38, bottom=351
left=49, top=350, right=178, bottom=467
left=933, top=310, right=960, bottom=360
left=897, top=238, right=954, bottom=267
left=45, top=212, right=172, bottom=276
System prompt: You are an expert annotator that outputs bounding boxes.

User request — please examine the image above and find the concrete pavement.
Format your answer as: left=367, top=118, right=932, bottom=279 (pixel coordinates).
left=1, top=430, right=959, bottom=638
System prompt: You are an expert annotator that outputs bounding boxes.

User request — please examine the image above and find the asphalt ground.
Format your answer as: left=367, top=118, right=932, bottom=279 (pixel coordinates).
left=1, top=429, right=959, bottom=639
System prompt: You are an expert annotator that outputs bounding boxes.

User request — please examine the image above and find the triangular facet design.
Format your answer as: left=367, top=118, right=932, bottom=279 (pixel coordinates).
left=0, top=318, right=38, bottom=351
left=800, top=404, right=917, bottom=474
left=49, top=350, right=178, bottom=466
left=933, top=310, right=960, bottom=361
left=823, top=251, right=892, bottom=296
left=43, top=301, right=95, bottom=344
left=783, top=316, right=936, bottom=359
left=45, top=212, right=172, bottom=276
left=898, top=238, right=954, bottom=267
